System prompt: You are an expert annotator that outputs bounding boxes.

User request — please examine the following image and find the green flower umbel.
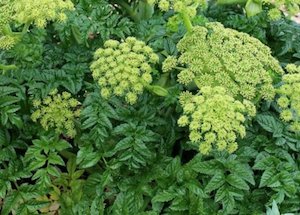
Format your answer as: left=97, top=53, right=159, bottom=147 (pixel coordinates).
left=13, top=0, right=74, bottom=28
left=31, top=89, right=81, bottom=138
left=178, top=86, right=256, bottom=155
left=277, top=64, right=300, bottom=132
left=176, top=22, right=283, bottom=102
left=0, top=0, right=73, bottom=50
left=91, top=37, right=159, bottom=104
left=147, top=0, right=206, bottom=18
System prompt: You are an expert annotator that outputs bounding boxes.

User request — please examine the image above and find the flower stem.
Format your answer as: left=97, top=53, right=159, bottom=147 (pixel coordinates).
left=181, top=13, right=193, bottom=32
left=111, top=0, right=138, bottom=22
left=22, top=22, right=31, bottom=35
left=0, top=64, right=18, bottom=71
left=217, top=0, right=247, bottom=4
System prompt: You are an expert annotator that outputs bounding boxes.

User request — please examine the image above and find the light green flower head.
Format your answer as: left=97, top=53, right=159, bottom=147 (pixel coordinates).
left=277, top=64, right=300, bottom=132
left=178, top=86, right=256, bottom=155
left=31, top=89, right=81, bottom=138
left=0, top=0, right=73, bottom=49
left=13, top=0, right=74, bottom=28
left=0, top=34, right=20, bottom=50
left=91, top=37, right=159, bottom=104
left=162, top=56, right=178, bottom=73
left=263, top=0, right=300, bottom=18
left=148, top=0, right=206, bottom=18
left=176, top=22, right=283, bottom=102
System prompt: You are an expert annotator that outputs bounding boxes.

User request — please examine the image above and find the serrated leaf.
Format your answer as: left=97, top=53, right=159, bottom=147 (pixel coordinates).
left=152, top=190, right=176, bottom=203
left=222, top=193, right=235, bottom=214
left=48, top=153, right=65, bottom=166
left=91, top=196, right=105, bottom=215
left=111, top=137, right=133, bottom=155
left=233, top=164, right=255, bottom=185
left=1, top=191, right=22, bottom=215
left=47, top=166, right=61, bottom=177
left=256, top=114, right=284, bottom=137
left=259, top=168, right=277, bottom=188
left=170, top=196, right=188, bottom=211
left=191, top=160, right=219, bottom=175
left=226, top=174, right=249, bottom=190
left=53, top=140, right=71, bottom=151
left=205, top=172, right=225, bottom=193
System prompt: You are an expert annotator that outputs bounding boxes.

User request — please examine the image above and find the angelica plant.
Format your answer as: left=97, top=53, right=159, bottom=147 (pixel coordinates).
left=178, top=86, right=256, bottom=154
left=91, top=37, right=159, bottom=104
left=13, top=0, right=73, bottom=28
left=0, top=0, right=73, bottom=50
left=0, top=1, right=18, bottom=50
left=31, top=89, right=81, bottom=138
left=148, top=0, right=206, bottom=16
left=174, top=22, right=283, bottom=102
left=277, top=64, right=300, bottom=132
left=148, top=0, right=206, bottom=31
left=217, top=0, right=300, bottom=19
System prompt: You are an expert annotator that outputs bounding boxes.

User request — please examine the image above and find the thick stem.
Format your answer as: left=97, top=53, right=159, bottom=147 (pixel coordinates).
left=181, top=13, right=193, bottom=32
left=22, top=22, right=31, bottom=35
left=217, top=0, right=247, bottom=4
left=2, top=24, right=13, bottom=36
left=111, top=0, right=138, bottom=22
left=0, top=64, right=18, bottom=71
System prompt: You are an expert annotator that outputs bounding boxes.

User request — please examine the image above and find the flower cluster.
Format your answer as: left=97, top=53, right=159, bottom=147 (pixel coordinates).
left=0, top=1, right=17, bottom=50
left=178, top=86, right=256, bottom=155
left=0, top=0, right=12, bottom=27
left=0, top=34, right=19, bottom=50
left=264, top=0, right=300, bottom=19
left=176, top=22, right=283, bottom=101
left=13, top=0, right=74, bottom=28
left=0, top=0, right=73, bottom=49
left=277, top=64, right=300, bottom=132
left=31, top=89, right=81, bottom=138
left=147, top=0, right=206, bottom=18
left=268, top=8, right=282, bottom=21
left=91, top=37, right=159, bottom=104
left=162, top=56, right=177, bottom=73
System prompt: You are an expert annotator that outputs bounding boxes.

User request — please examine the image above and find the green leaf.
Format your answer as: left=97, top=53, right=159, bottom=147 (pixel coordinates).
left=222, top=193, right=235, bottom=214
left=111, top=137, right=133, bottom=155
left=266, top=200, right=280, bottom=215
left=233, top=164, right=255, bottom=185
left=256, top=114, right=284, bottom=137
left=53, top=139, right=71, bottom=151
left=152, top=190, right=176, bottom=203
left=91, top=196, right=105, bottom=215
left=1, top=191, right=22, bottom=215
left=47, top=166, right=61, bottom=177
left=259, top=168, right=277, bottom=188
left=226, top=174, right=249, bottom=190
left=0, top=96, right=20, bottom=108
left=77, top=148, right=101, bottom=169
left=48, top=153, right=65, bottom=166
left=170, top=196, right=188, bottom=211
left=28, top=156, right=47, bottom=171
left=245, top=0, right=262, bottom=17
left=191, top=160, right=219, bottom=175
left=205, top=172, right=225, bottom=193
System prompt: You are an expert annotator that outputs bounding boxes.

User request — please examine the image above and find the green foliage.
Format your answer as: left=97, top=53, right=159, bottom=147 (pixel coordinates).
left=1, top=0, right=300, bottom=214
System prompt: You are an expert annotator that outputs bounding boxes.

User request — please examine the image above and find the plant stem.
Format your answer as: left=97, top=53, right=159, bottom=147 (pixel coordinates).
left=2, top=24, right=12, bottom=36
left=111, top=0, right=138, bottom=22
left=22, top=22, right=31, bottom=35
left=0, top=64, right=18, bottom=71
left=181, top=13, right=193, bottom=32
left=217, top=0, right=247, bottom=4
